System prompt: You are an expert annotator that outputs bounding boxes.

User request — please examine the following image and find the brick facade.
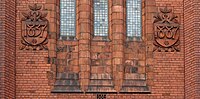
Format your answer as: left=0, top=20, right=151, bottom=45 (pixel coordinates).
left=0, top=0, right=16, bottom=98
left=0, top=0, right=199, bottom=99
left=184, top=0, right=200, bottom=99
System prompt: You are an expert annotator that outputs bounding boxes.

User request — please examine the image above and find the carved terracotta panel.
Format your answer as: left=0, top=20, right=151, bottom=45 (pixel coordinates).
left=153, top=7, right=180, bottom=52
left=20, top=4, right=48, bottom=50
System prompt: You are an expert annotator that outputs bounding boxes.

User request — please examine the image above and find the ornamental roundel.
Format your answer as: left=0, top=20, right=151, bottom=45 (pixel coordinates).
left=153, top=7, right=180, bottom=52
left=20, top=4, right=48, bottom=50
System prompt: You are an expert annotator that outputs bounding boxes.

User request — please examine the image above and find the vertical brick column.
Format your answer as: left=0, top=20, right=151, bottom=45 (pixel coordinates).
left=193, top=1, right=200, bottom=98
left=184, top=0, right=195, bottom=98
left=78, top=0, right=92, bottom=92
left=111, top=0, right=125, bottom=92
left=184, top=0, right=200, bottom=98
left=0, top=0, right=16, bottom=98
left=0, top=1, right=5, bottom=98
left=145, top=0, right=157, bottom=92
left=45, top=0, right=58, bottom=90
left=46, top=0, right=58, bottom=58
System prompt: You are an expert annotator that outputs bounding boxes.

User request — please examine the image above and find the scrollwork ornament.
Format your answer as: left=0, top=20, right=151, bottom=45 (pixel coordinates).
left=153, top=7, right=180, bottom=52
left=20, top=4, right=49, bottom=50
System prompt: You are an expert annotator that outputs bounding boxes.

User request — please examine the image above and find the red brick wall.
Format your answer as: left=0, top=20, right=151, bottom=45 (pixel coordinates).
left=5, top=0, right=16, bottom=98
left=0, top=1, right=6, bottom=98
left=154, top=0, right=185, bottom=98
left=16, top=1, right=48, bottom=98
left=9, top=0, right=197, bottom=99
left=184, top=0, right=195, bottom=98
left=193, top=1, right=200, bottom=98
left=0, top=0, right=16, bottom=98
left=195, top=5, right=200, bottom=97
left=184, top=0, right=200, bottom=99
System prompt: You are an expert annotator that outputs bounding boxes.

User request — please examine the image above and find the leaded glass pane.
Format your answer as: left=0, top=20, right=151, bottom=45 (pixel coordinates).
left=126, top=0, right=141, bottom=37
left=60, top=0, right=76, bottom=39
left=94, top=0, right=108, bottom=36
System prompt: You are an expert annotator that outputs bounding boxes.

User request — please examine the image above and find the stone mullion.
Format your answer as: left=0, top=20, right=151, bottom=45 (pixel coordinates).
left=77, top=0, right=92, bottom=92
left=111, top=0, right=125, bottom=92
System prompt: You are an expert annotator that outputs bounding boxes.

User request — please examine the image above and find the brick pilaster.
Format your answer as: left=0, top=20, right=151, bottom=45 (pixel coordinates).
left=0, top=0, right=16, bottom=98
left=0, top=1, right=5, bottom=98
left=78, top=0, right=93, bottom=92
left=145, top=0, right=157, bottom=91
left=111, top=0, right=125, bottom=92
left=184, top=0, right=200, bottom=98
left=45, top=0, right=58, bottom=59
left=193, top=1, right=200, bottom=98
left=45, top=0, right=58, bottom=91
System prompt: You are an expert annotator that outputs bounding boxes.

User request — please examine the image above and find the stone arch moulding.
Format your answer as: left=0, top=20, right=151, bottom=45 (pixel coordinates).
left=20, top=4, right=49, bottom=50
